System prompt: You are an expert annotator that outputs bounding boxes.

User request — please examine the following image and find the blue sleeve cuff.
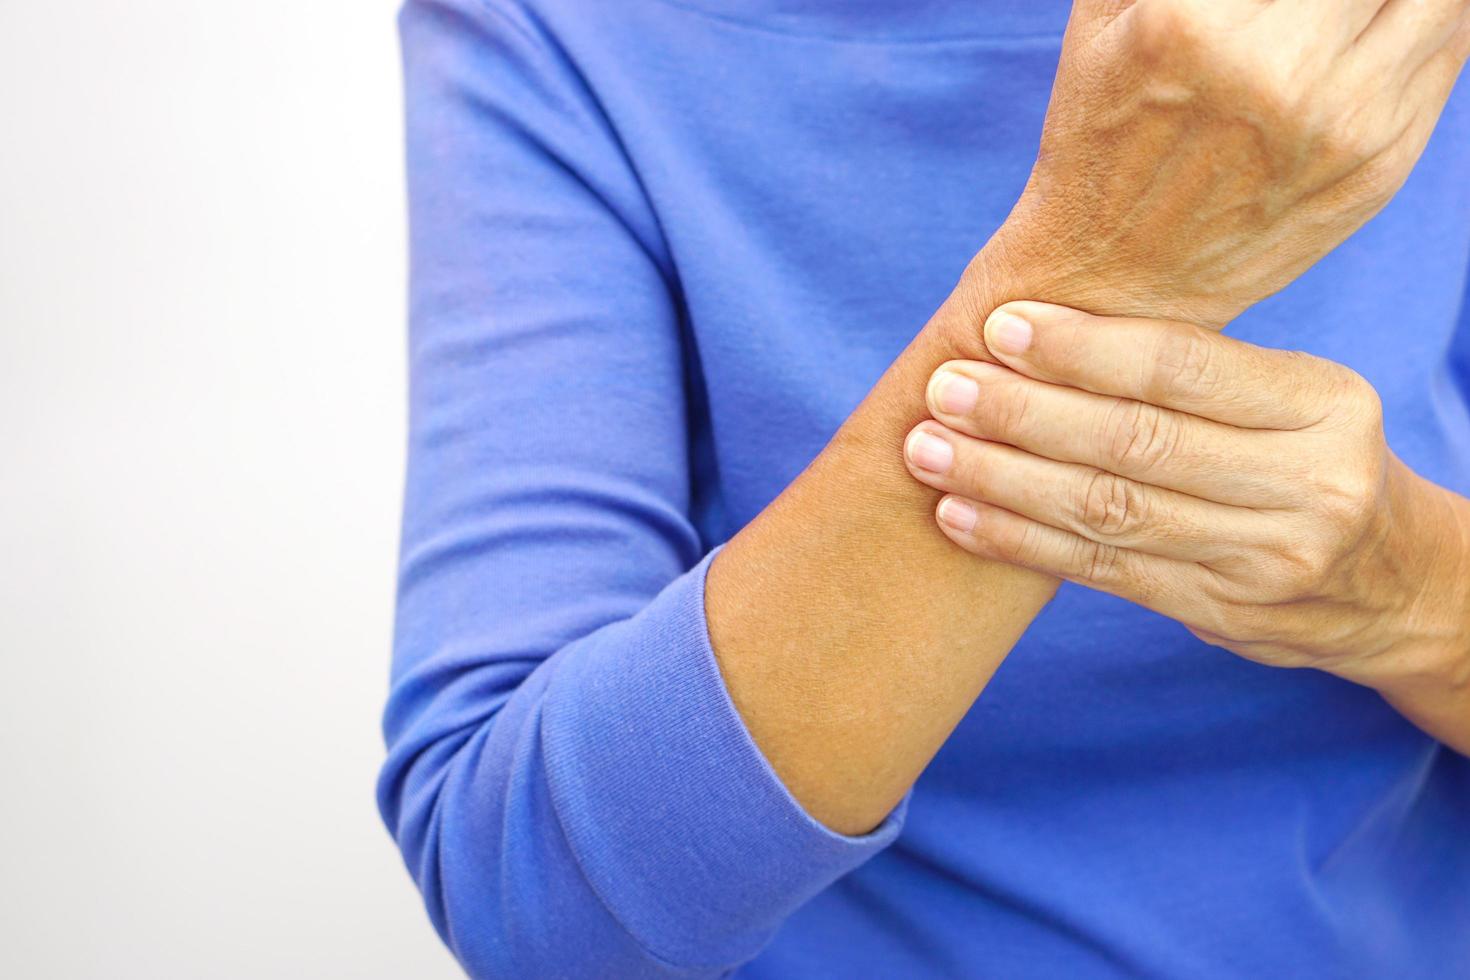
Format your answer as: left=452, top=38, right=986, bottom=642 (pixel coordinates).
left=540, top=548, right=908, bottom=971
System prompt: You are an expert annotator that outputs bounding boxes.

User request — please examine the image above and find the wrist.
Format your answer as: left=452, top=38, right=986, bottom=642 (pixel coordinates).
left=957, top=213, right=1239, bottom=332
left=1334, top=467, right=1470, bottom=697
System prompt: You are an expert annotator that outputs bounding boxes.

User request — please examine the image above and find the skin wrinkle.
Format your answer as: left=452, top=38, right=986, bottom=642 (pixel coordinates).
left=912, top=301, right=1470, bottom=754
left=706, top=0, right=1470, bottom=835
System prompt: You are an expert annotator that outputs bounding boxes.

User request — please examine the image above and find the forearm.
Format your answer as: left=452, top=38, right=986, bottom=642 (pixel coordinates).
left=705, top=0, right=1470, bottom=832
left=706, top=244, right=1064, bottom=836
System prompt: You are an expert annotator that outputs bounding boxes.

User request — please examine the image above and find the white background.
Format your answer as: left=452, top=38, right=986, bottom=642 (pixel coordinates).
left=0, top=2, right=461, bottom=976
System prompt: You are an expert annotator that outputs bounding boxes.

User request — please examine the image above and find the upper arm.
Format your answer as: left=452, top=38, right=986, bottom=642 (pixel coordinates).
left=383, top=0, right=701, bottom=959
left=392, top=0, right=699, bottom=689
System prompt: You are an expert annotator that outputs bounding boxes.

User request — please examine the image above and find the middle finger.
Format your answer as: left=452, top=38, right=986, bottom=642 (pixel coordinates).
left=926, top=360, right=1295, bottom=507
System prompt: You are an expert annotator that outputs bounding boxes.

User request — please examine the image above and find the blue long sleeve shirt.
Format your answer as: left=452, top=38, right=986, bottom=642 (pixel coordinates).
left=378, top=1, right=1470, bottom=975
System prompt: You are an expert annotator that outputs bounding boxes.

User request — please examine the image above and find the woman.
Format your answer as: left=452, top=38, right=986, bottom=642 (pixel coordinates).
left=379, top=0, right=1470, bottom=975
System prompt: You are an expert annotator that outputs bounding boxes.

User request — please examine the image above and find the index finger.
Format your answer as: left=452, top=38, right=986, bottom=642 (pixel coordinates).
left=981, top=301, right=1331, bottom=430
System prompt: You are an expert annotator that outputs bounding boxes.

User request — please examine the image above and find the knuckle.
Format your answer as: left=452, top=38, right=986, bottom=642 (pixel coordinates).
left=1291, top=355, right=1383, bottom=433
left=1284, top=551, right=1333, bottom=599
left=1348, top=147, right=1401, bottom=208
left=1209, top=599, right=1276, bottom=644
left=1004, top=520, right=1046, bottom=568
left=1315, top=473, right=1376, bottom=534
left=1337, top=367, right=1383, bottom=427
left=1316, top=116, right=1383, bottom=171
left=1266, top=532, right=1336, bottom=599
left=1074, top=537, right=1123, bottom=585
left=1129, top=5, right=1295, bottom=110
left=1193, top=598, right=1245, bottom=642
left=1242, top=64, right=1302, bottom=131
left=1315, top=356, right=1364, bottom=399
left=1102, top=400, right=1178, bottom=475
left=990, top=377, right=1033, bottom=439
left=1130, top=1, right=1210, bottom=66
left=1076, top=470, right=1148, bottom=539
left=1337, top=464, right=1378, bottom=509
left=951, top=449, right=997, bottom=506
left=1306, top=459, right=1381, bottom=533
left=1149, top=328, right=1220, bottom=402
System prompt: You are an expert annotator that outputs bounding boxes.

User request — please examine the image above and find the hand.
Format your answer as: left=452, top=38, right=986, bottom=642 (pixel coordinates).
left=970, top=0, right=1470, bottom=331
left=903, top=301, right=1470, bottom=688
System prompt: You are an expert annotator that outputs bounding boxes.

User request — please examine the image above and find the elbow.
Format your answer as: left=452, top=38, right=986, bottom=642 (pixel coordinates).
left=376, top=658, right=697, bottom=977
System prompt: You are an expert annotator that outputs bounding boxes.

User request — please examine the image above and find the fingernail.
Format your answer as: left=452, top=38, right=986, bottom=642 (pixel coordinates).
left=937, top=497, right=977, bottom=533
left=986, top=310, right=1033, bottom=355
left=931, top=371, right=979, bottom=415
left=906, top=430, right=954, bottom=474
